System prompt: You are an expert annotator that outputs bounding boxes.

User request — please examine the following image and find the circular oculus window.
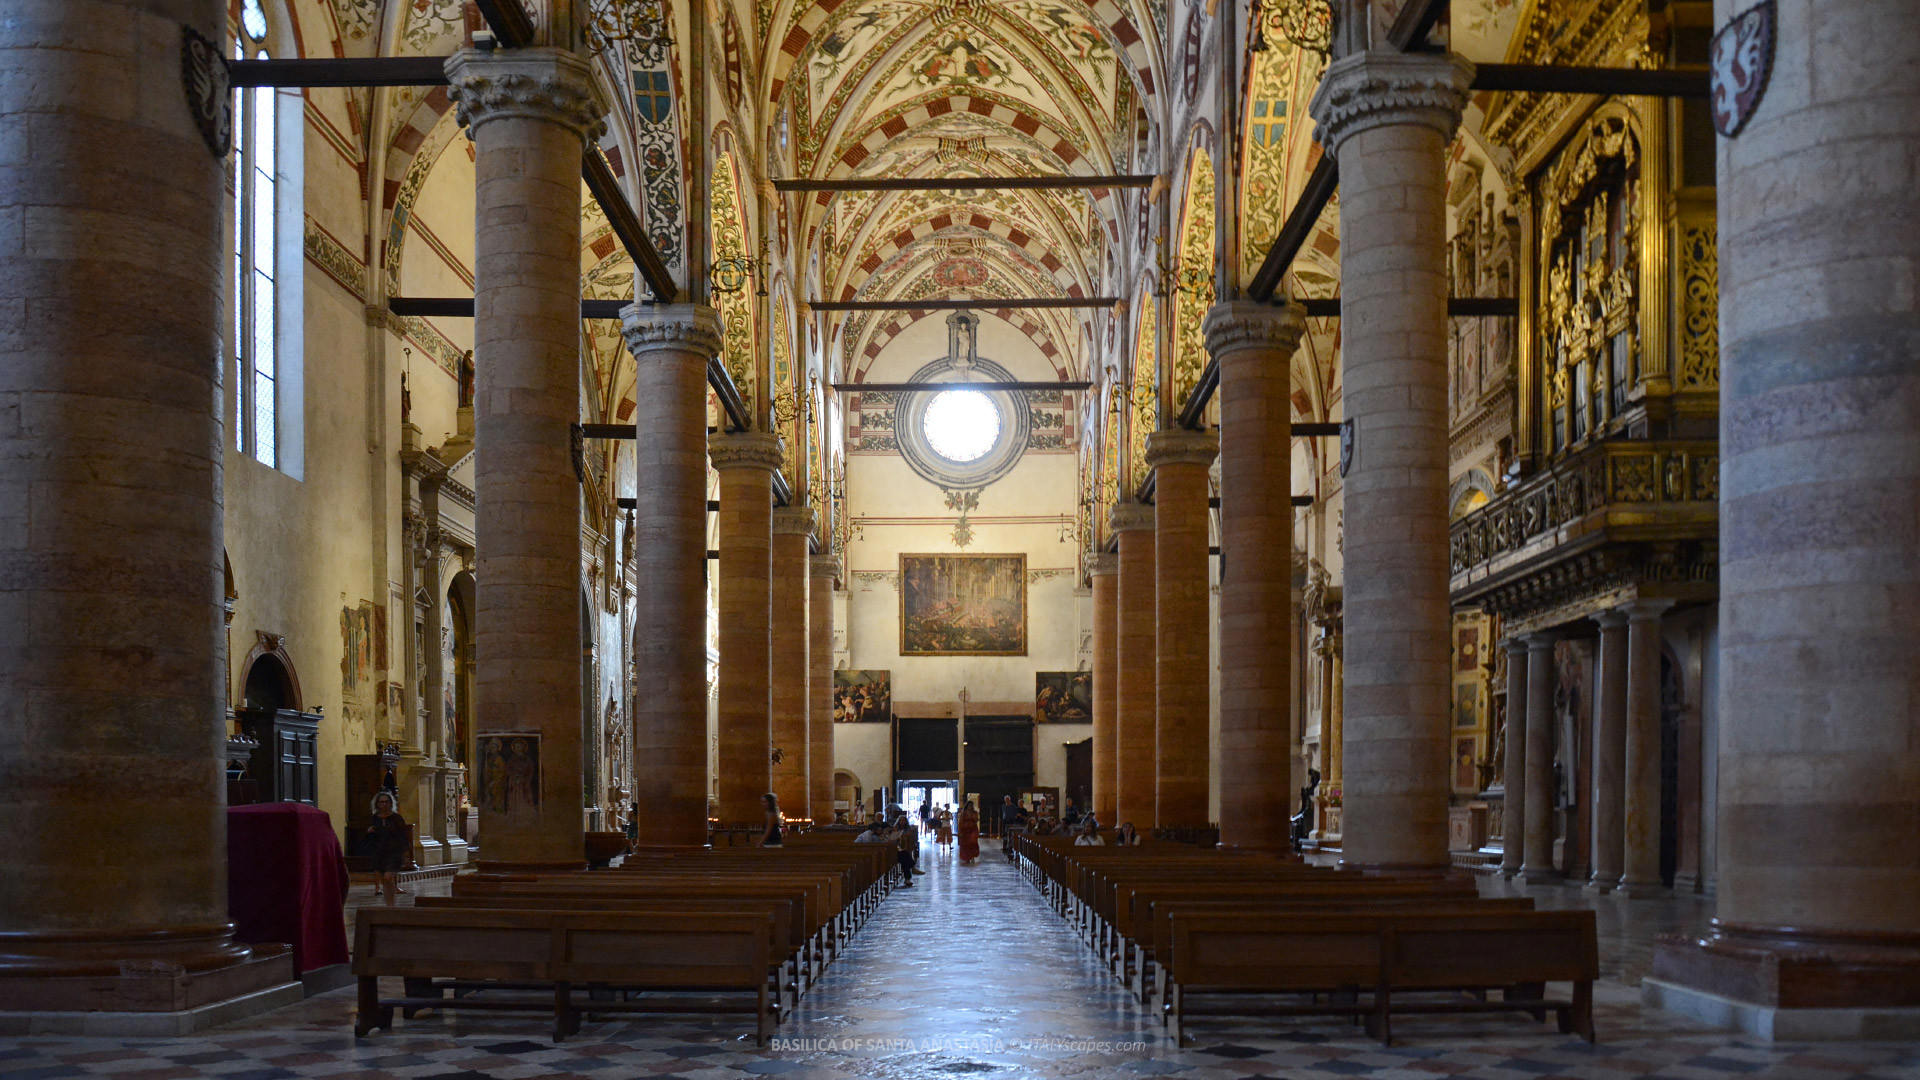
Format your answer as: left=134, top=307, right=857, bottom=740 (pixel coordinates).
left=921, top=389, right=1001, bottom=463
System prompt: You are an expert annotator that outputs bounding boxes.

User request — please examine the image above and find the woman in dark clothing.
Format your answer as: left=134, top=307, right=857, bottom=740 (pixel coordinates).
left=761, top=792, right=785, bottom=847
left=367, top=791, right=410, bottom=906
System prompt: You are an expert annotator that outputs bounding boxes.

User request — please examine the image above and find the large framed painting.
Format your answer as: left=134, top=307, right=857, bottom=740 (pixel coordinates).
left=899, top=553, right=1027, bottom=656
left=832, top=670, right=892, bottom=723
left=1036, top=671, right=1092, bottom=723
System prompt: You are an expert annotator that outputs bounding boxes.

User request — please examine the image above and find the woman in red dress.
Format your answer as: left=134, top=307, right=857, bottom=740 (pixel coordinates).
left=956, top=801, right=981, bottom=864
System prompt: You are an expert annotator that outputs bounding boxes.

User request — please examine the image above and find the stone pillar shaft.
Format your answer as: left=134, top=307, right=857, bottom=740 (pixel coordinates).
left=1148, top=431, right=1217, bottom=830
left=770, top=509, right=812, bottom=819
left=1308, top=49, right=1472, bottom=869
left=808, top=555, right=837, bottom=824
left=711, top=433, right=782, bottom=825
left=622, top=305, right=719, bottom=849
left=1522, top=634, right=1556, bottom=881
left=1499, top=638, right=1528, bottom=878
left=447, top=47, right=606, bottom=871
left=1589, top=612, right=1628, bottom=892
left=1621, top=601, right=1671, bottom=895
left=0, top=0, right=264, bottom=987
left=1209, top=302, right=1307, bottom=849
left=1089, top=554, right=1119, bottom=826
left=1112, top=503, right=1157, bottom=829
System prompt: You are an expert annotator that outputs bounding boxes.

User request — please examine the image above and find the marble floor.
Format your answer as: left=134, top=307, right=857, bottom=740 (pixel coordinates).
left=4, top=842, right=1919, bottom=1079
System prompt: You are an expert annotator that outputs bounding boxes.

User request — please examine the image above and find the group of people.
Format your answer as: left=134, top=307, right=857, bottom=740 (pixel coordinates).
left=996, top=795, right=1143, bottom=855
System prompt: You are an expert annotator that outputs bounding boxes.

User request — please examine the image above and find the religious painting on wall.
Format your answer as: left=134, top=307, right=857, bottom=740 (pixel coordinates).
left=340, top=601, right=374, bottom=692
left=899, top=553, right=1027, bottom=656
left=1456, top=622, right=1481, bottom=673
left=1455, top=682, right=1481, bottom=729
left=475, top=732, right=541, bottom=814
left=832, top=670, right=892, bottom=724
left=1454, top=735, right=1480, bottom=794
left=1035, top=671, right=1092, bottom=723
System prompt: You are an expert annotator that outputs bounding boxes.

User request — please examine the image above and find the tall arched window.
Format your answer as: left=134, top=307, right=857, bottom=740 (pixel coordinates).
left=231, top=0, right=302, bottom=473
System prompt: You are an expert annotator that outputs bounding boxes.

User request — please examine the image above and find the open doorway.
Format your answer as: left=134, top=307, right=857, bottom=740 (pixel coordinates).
left=896, top=780, right=958, bottom=832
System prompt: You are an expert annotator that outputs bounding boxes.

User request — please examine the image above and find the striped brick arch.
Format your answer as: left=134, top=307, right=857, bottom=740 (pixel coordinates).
left=766, top=0, right=1158, bottom=118
left=835, top=218, right=1091, bottom=302
left=848, top=307, right=1071, bottom=384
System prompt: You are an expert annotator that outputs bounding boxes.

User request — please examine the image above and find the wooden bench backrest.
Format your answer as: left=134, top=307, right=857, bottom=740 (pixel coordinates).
left=1149, top=895, right=1534, bottom=959
left=1119, top=877, right=1478, bottom=937
left=453, top=879, right=818, bottom=938
left=415, top=895, right=793, bottom=965
left=355, top=907, right=769, bottom=989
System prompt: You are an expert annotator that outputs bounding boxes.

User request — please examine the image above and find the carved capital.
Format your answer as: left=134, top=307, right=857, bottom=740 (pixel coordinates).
left=1308, top=49, right=1474, bottom=155
left=1144, top=428, right=1219, bottom=470
left=708, top=431, right=784, bottom=473
left=444, top=48, right=609, bottom=142
left=1087, top=552, right=1118, bottom=576
left=810, top=554, right=841, bottom=581
left=772, top=506, right=816, bottom=537
left=1203, top=300, right=1307, bottom=360
left=622, top=303, right=721, bottom=359
left=1110, top=501, right=1155, bottom=534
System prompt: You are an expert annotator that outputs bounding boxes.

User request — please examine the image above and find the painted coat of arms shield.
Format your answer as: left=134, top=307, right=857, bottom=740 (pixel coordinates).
left=1710, top=1, right=1776, bottom=137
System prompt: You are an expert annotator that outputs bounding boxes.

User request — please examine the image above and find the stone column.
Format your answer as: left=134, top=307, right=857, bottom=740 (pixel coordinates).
left=1208, top=301, right=1308, bottom=850
left=445, top=48, right=606, bottom=871
left=1089, top=553, right=1119, bottom=825
left=808, top=554, right=838, bottom=824
left=412, top=519, right=451, bottom=864
left=1308, top=49, right=1473, bottom=870
left=710, top=433, right=782, bottom=825
left=1147, top=430, right=1217, bottom=830
left=1647, top=6, right=1920, bottom=1031
left=1588, top=611, right=1629, bottom=892
left=0, top=0, right=289, bottom=1009
left=1521, top=633, right=1557, bottom=882
left=1620, top=599, right=1672, bottom=896
left=1111, top=502, right=1157, bottom=829
left=1499, top=637, right=1528, bottom=878
left=769, top=508, right=812, bottom=820
left=622, top=305, right=720, bottom=849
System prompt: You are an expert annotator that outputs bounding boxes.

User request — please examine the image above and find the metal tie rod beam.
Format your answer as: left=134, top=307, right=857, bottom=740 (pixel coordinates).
left=809, top=297, right=1121, bottom=312
left=775, top=175, right=1154, bottom=193
left=828, top=381, right=1091, bottom=393
left=229, top=57, right=449, bottom=87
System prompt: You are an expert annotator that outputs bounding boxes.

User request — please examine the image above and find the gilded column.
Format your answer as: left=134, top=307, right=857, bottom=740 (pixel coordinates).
left=447, top=47, right=607, bottom=871
left=1499, top=636, right=1528, bottom=878
left=1318, top=619, right=1345, bottom=839
left=1208, top=301, right=1308, bottom=849
left=1147, top=430, right=1217, bottom=830
left=808, top=554, right=838, bottom=824
left=1588, top=610, right=1629, bottom=892
left=769, top=508, right=812, bottom=820
left=1309, top=49, right=1473, bottom=870
left=1620, top=599, right=1673, bottom=896
left=0, top=0, right=284, bottom=1004
left=1111, top=502, right=1157, bottom=829
left=1649, top=5, right=1920, bottom=1029
left=622, top=305, right=720, bottom=849
left=709, top=433, right=782, bottom=826
left=1522, top=632, right=1557, bottom=882
left=1089, top=553, right=1119, bottom=825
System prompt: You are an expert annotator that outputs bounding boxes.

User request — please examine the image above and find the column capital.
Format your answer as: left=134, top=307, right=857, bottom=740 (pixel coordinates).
left=1144, top=428, right=1219, bottom=470
left=1591, top=609, right=1629, bottom=629
left=622, top=303, right=721, bottom=359
left=772, top=506, right=815, bottom=536
left=809, top=554, right=841, bottom=580
left=1521, top=630, right=1558, bottom=651
left=1088, top=552, right=1118, bottom=576
left=1203, top=300, right=1307, bottom=360
left=1308, top=48, right=1474, bottom=154
left=1501, top=635, right=1531, bottom=656
left=709, top=431, right=784, bottom=473
left=1622, top=598, right=1678, bottom=622
left=444, top=47, right=610, bottom=140
left=1110, top=501, right=1156, bottom=533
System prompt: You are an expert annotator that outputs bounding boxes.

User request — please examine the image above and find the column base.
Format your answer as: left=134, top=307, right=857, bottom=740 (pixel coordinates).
left=1618, top=877, right=1670, bottom=898
left=0, top=948, right=297, bottom=1035
left=1646, top=922, right=1920, bottom=1039
left=1584, top=873, right=1619, bottom=894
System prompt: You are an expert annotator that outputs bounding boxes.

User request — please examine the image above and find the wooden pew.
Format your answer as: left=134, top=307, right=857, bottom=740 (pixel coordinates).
left=353, top=907, right=776, bottom=1044
left=1164, top=908, right=1598, bottom=1045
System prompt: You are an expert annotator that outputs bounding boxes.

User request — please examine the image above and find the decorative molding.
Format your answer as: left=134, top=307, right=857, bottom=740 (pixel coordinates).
left=444, top=49, right=610, bottom=141
left=304, top=216, right=368, bottom=301
left=622, top=303, right=722, bottom=358
left=1202, top=300, right=1307, bottom=358
left=1678, top=222, right=1720, bottom=391
left=1145, top=428, right=1218, bottom=470
left=851, top=570, right=898, bottom=591
left=708, top=432, right=785, bottom=473
left=1308, top=49, right=1474, bottom=154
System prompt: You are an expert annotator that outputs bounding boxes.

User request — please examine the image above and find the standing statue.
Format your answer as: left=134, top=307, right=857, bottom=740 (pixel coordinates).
left=1291, top=767, right=1322, bottom=851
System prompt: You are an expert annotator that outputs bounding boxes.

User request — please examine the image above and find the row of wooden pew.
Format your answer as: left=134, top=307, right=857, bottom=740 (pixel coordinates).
left=351, top=833, right=897, bottom=1044
left=1011, top=833, right=1599, bottom=1045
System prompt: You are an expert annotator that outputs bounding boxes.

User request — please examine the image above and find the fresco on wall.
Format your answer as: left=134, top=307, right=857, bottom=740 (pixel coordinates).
left=341, top=601, right=375, bottom=693
left=476, top=733, right=541, bottom=814
left=900, top=553, right=1027, bottom=656
left=832, top=670, right=892, bottom=724
left=1035, top=671, right=1092, bottom=723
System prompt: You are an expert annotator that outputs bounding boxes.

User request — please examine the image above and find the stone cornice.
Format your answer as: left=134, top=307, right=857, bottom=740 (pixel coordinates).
left=771, top=507, right=816, bottom=536
left=623, top=303, right=722, bottom=359
left=709, top=431, right=785, bottom=473
left=1308, top=49, right=1475, bottom=155
left=444, top=48, right=609, bottom=141
left=1144, top=429, right=1219, bottom=470
left=1088, top=552, right=1118, bottom=576
left=1203, top=300, right=1307, bottom=359
left=1110, top=502, right=1155, bottom=533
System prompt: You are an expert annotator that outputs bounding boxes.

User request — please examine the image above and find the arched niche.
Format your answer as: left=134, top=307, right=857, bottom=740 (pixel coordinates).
left=238, top=631, right=303, bottom=713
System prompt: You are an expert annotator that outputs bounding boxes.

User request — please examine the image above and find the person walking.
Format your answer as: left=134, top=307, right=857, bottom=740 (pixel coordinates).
left=367, top=791, right=410, bottom=907
left=956, top=802, right=981, bottom=864
left=760, top=792, right=785, bottom=847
